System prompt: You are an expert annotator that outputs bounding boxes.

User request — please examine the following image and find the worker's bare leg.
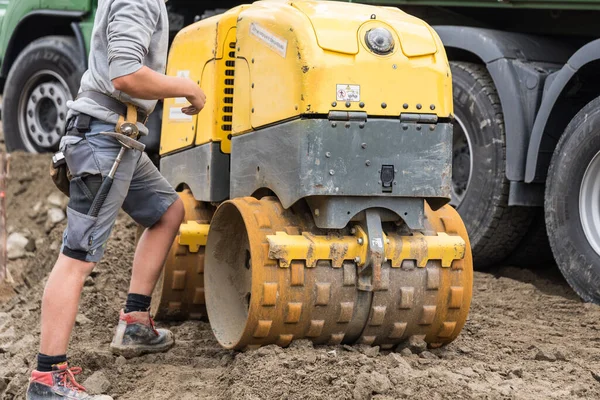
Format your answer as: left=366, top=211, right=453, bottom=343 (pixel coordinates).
left=39, top=255, right=95, bottom=356
left=129, top=198, right=184, bottom=296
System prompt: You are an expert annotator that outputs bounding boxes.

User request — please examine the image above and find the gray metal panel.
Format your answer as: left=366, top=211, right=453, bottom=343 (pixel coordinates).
left=434, top=26, right=571, bottom=183
left=230, top=118, right=452, bottom=210
left=525, top=39, right=600, bottom=183
left=508, top=181, right=544, bottom=207
left=306, top=196, right=425, bottom=230
left=434, top=26, right=573, bottom=64
left=160, top=142, right=230, bottom=202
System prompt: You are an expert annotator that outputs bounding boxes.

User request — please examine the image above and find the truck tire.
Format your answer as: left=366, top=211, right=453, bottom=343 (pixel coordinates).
left=545, top=95, right=600, bottom=304
left=450, top=61, right=533, bottom=267
left=2, top=36, right=84, bottom=153
left=506, top=209, right=555, bottom=268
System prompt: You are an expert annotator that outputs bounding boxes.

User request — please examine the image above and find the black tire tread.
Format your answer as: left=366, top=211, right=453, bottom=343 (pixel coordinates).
left=545, top=95, right=600, bottom=303
left=450, top=61, right=533, bottom=267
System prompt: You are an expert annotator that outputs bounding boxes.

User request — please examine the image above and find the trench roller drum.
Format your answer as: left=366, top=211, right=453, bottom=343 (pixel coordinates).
left=153, top=0, right=473, bottom=350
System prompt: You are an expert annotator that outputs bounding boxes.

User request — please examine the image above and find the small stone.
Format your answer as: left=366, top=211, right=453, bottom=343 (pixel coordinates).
left=535, top=349, right=557, bottom=362
left=359, top=345, right=380, bottom=358
left=343, top=345, right=357, bottom=352
left=457, top=367, right=478, bottom=378
left=25, top=237, right=36, bottom=252
left=115, top=356, right=127, bottom=367
left=83, top=371, right=111, bottom=394
left=592, top=371, right=600, bottom=383
left=8, top=334, right=35, bottom=356
left=400, top=348, right=412, bottom=357
left=33, top=201, right=43, bottom=213
left=296, top=369, right=307, bottom=378
left=84, top=276, right=95, bottom=287
left=327, top=350, right=337, bottom=358
left=419, top=351, right=438, bottom=360
left=4, top=374, right=28, bottom=396
left=555, top=350, right=567, bottom=361
left=398, top=335, right=427, bottom=354
left=388, top=353, right=412, bottom=371
left=257, top=345, right=282, bottom=356
left=510, top=367, right=523, bottom=378
left=45, top=208, right=66, bottom=232
left=7, top=233, right=29, bottom=260
left=353, top=372, right=391, bottom=400
left=75, top=314, right=92, bottom=326
left=47, top=193, right=65, bottom=208
left=306, top=353, right=317, bottom=363
left=35, top=238, right=45, bottom=250
left=289, top=339, right=313, bottom=350
left=50, top=241, right=60, bottom=251
left=458, top=346, right=472, bottom=354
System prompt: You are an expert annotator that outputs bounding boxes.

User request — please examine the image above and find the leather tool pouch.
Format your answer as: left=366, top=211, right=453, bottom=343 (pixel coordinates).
left=50, top=151, right=71, bottom=197
left=49, top=115, right=92, bottom=198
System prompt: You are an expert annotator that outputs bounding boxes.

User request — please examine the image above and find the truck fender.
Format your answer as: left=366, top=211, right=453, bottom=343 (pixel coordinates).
left=434, top=26, right=573, bottom=183
left=525, top=39, right=600, bottom=183
left=1, top=10, right=87, bottom=77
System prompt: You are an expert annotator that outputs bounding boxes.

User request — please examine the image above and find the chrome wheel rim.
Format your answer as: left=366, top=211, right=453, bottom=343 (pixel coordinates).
left=450, top=115, right=473, bottom=207
left=17, top=70, right=71, bottom=153
left=579, top=150, right=600, bottom=256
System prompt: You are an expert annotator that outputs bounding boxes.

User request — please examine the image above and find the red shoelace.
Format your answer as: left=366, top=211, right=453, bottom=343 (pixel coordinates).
left=57, top=366, right=86, bottom=392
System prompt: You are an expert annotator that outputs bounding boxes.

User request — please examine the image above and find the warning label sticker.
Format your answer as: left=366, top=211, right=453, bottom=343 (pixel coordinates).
left=250, top=23, right=288, bottom=58
left=336, top=84, right=361, bottom=102
left=169, top=107, right=193, bottom=122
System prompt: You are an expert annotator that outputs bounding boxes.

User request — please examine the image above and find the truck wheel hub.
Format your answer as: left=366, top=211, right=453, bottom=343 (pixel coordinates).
left=579, top=150, right=600, bottom=256
left=20, top=71, right=71, bottom=151
left=450, top=116, right=473, bottom=207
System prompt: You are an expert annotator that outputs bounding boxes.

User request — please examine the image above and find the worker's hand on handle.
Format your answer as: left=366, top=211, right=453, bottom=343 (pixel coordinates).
left=112, top=67, right=207, bottom=115
left=182, top=85, right=206, bottom=115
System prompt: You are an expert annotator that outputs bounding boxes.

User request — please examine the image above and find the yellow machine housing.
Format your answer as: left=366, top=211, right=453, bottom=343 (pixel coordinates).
left=160, top=0, right=451, bottom=155
left=153, top=0, right=473, bottom=352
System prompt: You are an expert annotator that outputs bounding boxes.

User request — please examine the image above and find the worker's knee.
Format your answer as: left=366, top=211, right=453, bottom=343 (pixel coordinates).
left=160, top=197, right=185, bottom=228
left=55, top=253, right=96, bottom=280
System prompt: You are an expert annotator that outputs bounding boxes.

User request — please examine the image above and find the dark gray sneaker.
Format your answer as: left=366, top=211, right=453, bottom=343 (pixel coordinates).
left=109, top=310, right=174, bottom=358
left=26, top=363, right=112, bottom=399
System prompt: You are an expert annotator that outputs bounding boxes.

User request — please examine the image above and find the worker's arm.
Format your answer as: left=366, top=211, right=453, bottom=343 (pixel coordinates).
left=112, top=67, right=206, bottom=115
left=107, top=0, right=205, bottom=115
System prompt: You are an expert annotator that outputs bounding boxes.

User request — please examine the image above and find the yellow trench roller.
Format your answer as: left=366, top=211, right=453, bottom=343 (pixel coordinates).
left=150, top=190, right=214, bottom=320
left=152, top=0, right=474, bottom=351
left=204, top=197, right=472, bottom=350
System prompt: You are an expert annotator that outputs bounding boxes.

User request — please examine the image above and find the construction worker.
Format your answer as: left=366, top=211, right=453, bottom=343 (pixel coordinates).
left=26, top=0, right=206, bottom=398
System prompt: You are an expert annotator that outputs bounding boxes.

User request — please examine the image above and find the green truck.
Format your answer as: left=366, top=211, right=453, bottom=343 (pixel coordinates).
left=2, top=0, right=599, bottom=304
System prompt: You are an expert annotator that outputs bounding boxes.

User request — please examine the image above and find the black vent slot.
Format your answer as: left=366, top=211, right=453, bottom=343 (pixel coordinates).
left=222, top=42, right=236, bottom=134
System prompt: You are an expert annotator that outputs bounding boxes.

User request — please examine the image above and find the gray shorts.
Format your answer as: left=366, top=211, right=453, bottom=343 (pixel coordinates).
left=60, top=120, right=179, bottom=263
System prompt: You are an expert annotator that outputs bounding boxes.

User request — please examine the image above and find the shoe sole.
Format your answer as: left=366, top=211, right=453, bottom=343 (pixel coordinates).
left=110, top=337, right=175, bottom=359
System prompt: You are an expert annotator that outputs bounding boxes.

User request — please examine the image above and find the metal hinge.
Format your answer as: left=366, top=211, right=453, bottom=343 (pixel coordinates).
left=328, top=111, right=368, bottom=122
left=400, top=113, right=438, bottom=124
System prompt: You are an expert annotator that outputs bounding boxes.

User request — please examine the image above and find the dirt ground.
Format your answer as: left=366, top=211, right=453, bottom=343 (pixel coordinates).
left=0, top=152, right=600, bottom=399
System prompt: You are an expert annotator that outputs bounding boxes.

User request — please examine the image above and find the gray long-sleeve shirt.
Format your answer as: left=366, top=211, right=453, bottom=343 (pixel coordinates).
left=68, top=0, right=169, bottom=135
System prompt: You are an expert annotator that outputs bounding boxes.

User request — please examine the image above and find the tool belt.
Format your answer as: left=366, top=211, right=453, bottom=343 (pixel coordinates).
left=50, top=91, right=144, bottom=197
